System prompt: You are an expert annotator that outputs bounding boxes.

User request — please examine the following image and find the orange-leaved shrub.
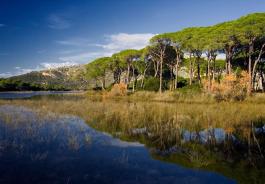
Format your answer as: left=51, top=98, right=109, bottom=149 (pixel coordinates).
left=203, top=71, right=250, bottom=101
left=107, top=82, right=128, bottom=97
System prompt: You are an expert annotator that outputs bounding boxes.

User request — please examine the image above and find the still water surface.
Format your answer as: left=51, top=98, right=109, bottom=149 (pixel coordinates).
left=0, top=91, right=81, bottom=99
left=0, top=93, right=236, bottom=184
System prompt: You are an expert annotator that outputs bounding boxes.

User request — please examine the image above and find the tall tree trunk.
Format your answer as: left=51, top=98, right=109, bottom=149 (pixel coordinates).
left=195, top=53, right=202, bottom=84
left=197, top=60, right=201, bottom=83
left=261, top=72, right=265, bottom=92
left=226, top=56, right=232, bottom=75
left=141, top=68, right=147, bottom=88
left=175, top=55, right=180, bottom=89
left=225, top=47, right=233, bottom=75
left=248, top=41, right=254, bottom=95
left=159, top=55, right=163, bottom=94
left=212, top=57, right=216, bottom=82
left=175, top=64, right=178, bottom=89
left=169, top=66, right=173, bottom=91
left=189, top=53, right=193, bottom=85
left=252, top=43, right=265, bottom=92
left=210, top=52, right=217, bottom=90
left=103, top=73, right=106, bottom=90
left=192, top=55, right=196, bottom=81
left=118, top=69, right=121, bottom=83
left=193, top=51, right=202, bottom=84
left=153, top=60, right=157, bottom=77
left=100, top=79, right=105, bottom=90
left=207, top=59, right=210, bottom=79
left=127, top=63, right=130, bottom=84
left=132, top=67, right=135, bottom=92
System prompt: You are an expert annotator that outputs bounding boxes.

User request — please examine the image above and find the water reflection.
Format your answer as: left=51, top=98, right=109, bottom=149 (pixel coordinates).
left=0, top=91, right=81, bottom=99
left=182, top=128, right=236, bottom=143
left=0, top=105, right=234, bottom=184
left=129, top=126, right=265, bottom=184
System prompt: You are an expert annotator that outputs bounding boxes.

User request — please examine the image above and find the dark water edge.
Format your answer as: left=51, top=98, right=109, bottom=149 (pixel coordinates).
left=0, top=91, right=84, bottom=99
left=0, top=105, right=235, bottom=184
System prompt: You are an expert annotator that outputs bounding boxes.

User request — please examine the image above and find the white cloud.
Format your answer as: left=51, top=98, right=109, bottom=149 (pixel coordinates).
left=55, top=38, right=95, bottom=47
left=0, top=33, right=155, bottom=78
left=0, top=72, right=12, bottom=78
left=58, top=52, right=112, bottom=63
left=40, top=62, right=78, bottom=69
left=0, top=67, right=39, bottom=78
left=0, top=62, right=78, bottom=78
left=56, top=33, right=155, bottom=63
left=101, top=33, right=155, bottom=52
left=48, top=14, right=71, bottom=30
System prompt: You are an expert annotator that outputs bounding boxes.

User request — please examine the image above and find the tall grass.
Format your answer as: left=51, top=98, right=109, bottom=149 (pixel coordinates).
left=1, top=93, right=265, bottom=143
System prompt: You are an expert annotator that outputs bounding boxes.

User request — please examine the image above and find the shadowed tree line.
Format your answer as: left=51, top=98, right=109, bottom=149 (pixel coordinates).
left=86, top=13, right=265, bottom=95
left=0, top=78, right=70, bottom=91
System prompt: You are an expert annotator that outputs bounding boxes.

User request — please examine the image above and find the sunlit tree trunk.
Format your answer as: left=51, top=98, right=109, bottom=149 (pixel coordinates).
left=174, top=48, right=181, bottom=89
left=141, top=67, right=148, bottom=88
left=225, top=46, right=234, bottom=75
left=126, top=63, right=130, bottom=85
left=159, top=53, right=163, bottom=94
left=252, top=43, right=265, bottom=92
left=197, top=61, right=201, bottom=83
left=153, top=59, right=159, bottom=78
left=248, top=41, right=254, bottom=95
left=194, top=51, right=202, bottom=84
left=168, top=65, right=173, bottom=90
left=174, top=64, right=178, bottom=89
left=189, top=53, right=193, bottom=85
left=206, top=52, right=211, bottom=79
left=132, top=67, right=135, bottom=92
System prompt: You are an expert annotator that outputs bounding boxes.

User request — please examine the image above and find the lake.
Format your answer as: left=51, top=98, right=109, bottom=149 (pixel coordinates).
left=0, top=91, right=83, bottom=99
left=0, top=92, right=264, bottom=184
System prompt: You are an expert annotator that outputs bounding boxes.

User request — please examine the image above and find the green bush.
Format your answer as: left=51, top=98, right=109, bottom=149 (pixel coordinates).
left=177, top=84, right=202, bottom=94
left=177, top=77, right=188, bottom=88
left=143, top=77, right=168, bottom=91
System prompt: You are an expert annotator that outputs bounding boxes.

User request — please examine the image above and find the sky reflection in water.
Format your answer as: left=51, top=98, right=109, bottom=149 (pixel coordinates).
left=0, top=105, right=235, bottom=184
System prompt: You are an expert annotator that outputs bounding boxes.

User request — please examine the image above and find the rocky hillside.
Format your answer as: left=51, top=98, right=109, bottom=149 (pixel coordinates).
left=9, top=65, right=88, bottom=90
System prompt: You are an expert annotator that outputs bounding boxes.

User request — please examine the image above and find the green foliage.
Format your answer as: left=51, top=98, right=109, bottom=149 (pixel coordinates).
left=0, top=78, right=70, bottom=91
left=177, top=77, right=188, bottom=88
left=86, top=57, right=110, bottom=80
left=143, top=77, right=161, bottom=91
left=177, top=84, right=202, bottom=94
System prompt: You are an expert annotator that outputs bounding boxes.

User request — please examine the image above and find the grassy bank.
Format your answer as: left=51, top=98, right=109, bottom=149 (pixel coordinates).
left=1, top=92, right=265, bottom=136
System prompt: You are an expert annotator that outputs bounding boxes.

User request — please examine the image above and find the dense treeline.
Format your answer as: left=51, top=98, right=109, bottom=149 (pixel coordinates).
left=0, top=78, right=70, bottom=91
left=86, top=13, right=265, bottom=94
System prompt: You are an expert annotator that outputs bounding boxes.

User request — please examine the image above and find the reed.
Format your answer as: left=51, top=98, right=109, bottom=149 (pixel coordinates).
left=0, top=93, right=264, bottom=146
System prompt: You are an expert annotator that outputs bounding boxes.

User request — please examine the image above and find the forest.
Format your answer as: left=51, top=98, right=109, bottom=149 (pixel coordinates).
left=86, top=13, right=265, bottom=101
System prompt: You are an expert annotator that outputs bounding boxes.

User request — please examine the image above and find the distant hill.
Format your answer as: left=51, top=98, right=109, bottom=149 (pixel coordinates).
left=9, top=65, right=89, bottom=90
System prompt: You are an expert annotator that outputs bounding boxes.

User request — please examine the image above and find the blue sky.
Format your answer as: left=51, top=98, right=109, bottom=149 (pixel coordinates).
left=1, top=0, right=265, bottom=77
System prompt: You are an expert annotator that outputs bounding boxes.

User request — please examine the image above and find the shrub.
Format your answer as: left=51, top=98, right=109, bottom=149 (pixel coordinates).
left=143, top=77, right=168, bottom=91
left=204, top=71, right=249, bottom=101
left=108, top=83, right=127, bottom=96
left=177, top=84, right=202, bottom=94
left=143, top=77, right=160, bottom=91
left=177, top=77, right=188, bottom=88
